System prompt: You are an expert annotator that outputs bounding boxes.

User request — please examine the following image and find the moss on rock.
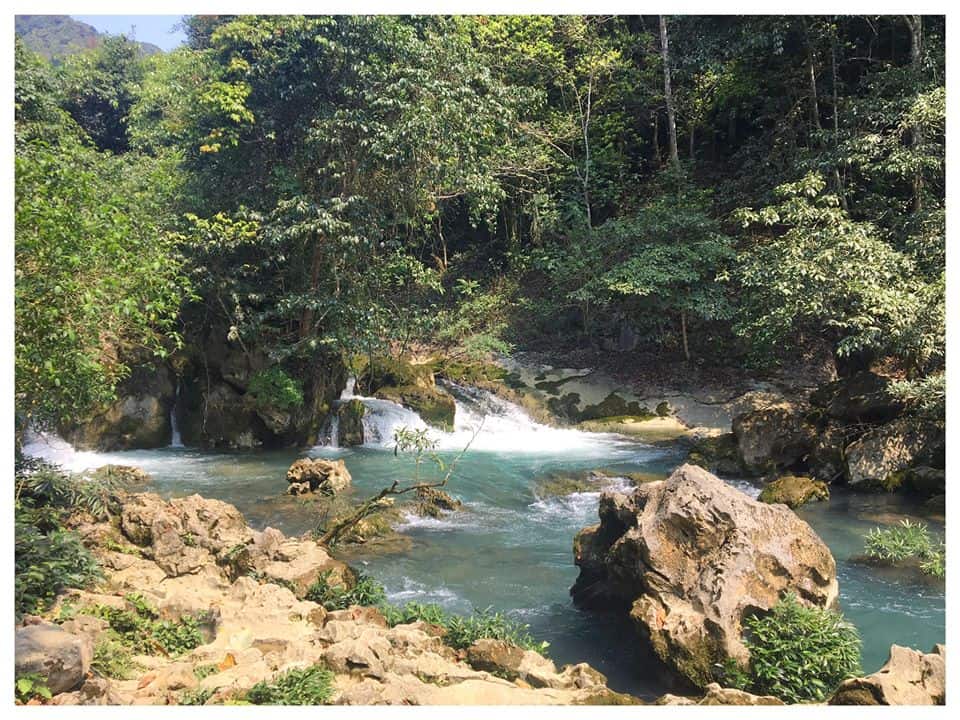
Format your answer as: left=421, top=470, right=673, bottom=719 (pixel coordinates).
left=758, top=475, right=829, bottom=509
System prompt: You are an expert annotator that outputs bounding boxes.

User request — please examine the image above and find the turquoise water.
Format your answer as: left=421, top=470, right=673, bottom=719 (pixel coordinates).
left=23, top=391, right=945, bottom=699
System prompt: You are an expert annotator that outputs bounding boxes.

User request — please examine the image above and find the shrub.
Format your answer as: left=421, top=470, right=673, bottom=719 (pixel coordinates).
left=305, top=571, right=387, bottom=610
left=91, top=636, right=140, bottom=679
left=247, top=367, right=304, bottom=410
left=726, top=593, right=861, bottom=703
left=864, top=519, right=945, bottom=579
left=245, top=665, right=334, bottom=705
left=383, top=602, right=550, bottom=656
left=82, top=595, right=203, bottom=656
left=15, top=505, right=100, bottom=618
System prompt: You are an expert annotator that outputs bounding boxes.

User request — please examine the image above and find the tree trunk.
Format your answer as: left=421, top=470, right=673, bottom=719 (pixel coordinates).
left=299, top=234, right=323, bottom=339
left=680, top=310, right=690, bottom=361
left=906, top=15, right=924, bottom=212
left=803, top=19, right=822, bottom=136
left=659, top=16, right=680, bottom=169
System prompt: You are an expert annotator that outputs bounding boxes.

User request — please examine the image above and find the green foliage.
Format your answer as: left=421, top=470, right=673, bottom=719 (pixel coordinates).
left=15, top=461, right=102, bottom=619
left=382, top=602, right=550, bottom=656
left=193, top=664, right=219, bottom=681
left=81, top=595, right=204, bottom=657
left=15, top=673, right=53, bottom=704
left=180, top=687, right=216, bottom=706
left=305, top=571, right=387, bottom=611
left=734, top=173, right=941, bottom=367
left=726, top=593, right=861, bottom=703
left=245, top=665, right=334, bottom=705
left=92, top=635, right=140, bottom=679
left=15, top=103, right=191, bottom=428
left=864, top=520, right=945, bottom=579
left=247, top=367, right=304, bottom=410
left=889, top=372, right=945, bottom=424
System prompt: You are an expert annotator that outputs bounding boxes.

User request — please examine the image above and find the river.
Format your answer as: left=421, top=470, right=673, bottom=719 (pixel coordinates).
left=22, top=382, right=945, bottom=699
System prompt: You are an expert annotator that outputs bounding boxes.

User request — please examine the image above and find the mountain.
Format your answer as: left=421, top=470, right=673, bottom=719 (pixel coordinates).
left=15, top=15, right=162, bottom=60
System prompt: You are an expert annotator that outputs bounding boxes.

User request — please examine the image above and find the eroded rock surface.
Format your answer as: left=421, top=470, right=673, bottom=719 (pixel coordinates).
left=286, top=458, right=352, bottom=496
left=758, top=475, right=829, bottom=509
left=829, top=644, right=945, bottom=705
left=571, top=464, right=838, bottom=686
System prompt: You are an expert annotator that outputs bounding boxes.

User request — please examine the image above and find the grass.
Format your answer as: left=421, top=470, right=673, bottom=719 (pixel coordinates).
left=91, top=635, right=140, bottom=679
left=305, top=571, right=387, bottom=610
left=864, top=519, right=945, bottom=579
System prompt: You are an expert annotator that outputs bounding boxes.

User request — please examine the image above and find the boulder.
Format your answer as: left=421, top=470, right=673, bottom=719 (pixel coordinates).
left=64, top=363, right=176, bottom=450
left=415, top=487, right=463, bottom=518
left=829, top=644, right=945, bottom=705
left=15, top=623, right=93, bottom=695
left=844, top=418, right=944, bottom=490
left=465, top=639, right=561, bottom=689
left=337, top=399, right=365, bottom=446
left=732, top=402, right=817, bottom=475
left=806, top=423, right=848, bottom=481
left=810, top=371, right=903, bottom=424
left=571, top=464, right=838, bottom=687
left=83, top=464, right=152, bottom=487
left=286, top=458, right=352, bottom=494
left=758, top=475, right=829, bottom=509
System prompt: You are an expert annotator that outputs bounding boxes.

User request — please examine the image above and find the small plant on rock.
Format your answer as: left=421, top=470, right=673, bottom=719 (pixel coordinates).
left=245, top=664, right=334, bottom=705
left=305, top=571, right=387, bottom=610
left=15, top=673, right=52, bottom=704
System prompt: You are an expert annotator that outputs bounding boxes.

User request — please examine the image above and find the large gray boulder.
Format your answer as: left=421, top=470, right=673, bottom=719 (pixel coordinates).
left=810, top=371, right=903, bottom=424
left=844, top=417, right=944, bottom=490
left=571, top=464, right=838, bottom=687
left=830, top=644, right=945, bottom=705
left=15, top=622, right=93, bottom=695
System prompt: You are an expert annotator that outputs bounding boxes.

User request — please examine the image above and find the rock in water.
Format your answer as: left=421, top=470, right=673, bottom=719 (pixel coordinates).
left=829, top=644, right=945, bottom=705
left=286, top=458, right=352, bottom=494
left=758, top=475, right=829, bottom=509
left=731, top=401, right=816, bottom=475
left=571, top=463, right=838, bottom=687
left=844, top=417, right=944, bottom=490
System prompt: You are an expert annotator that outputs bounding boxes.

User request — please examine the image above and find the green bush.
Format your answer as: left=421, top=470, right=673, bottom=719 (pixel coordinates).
left=245, top=665, right=334, bottom=705
left=725, top=593, right=861, bottom=703
left=15, top=504, right=100, bottom=619
left=82, top=594, right=204, bottom=657
left=247, top=367, right=304, bottom=410
left=91, top=635, right=140, bottom=679
left=15, top=673, right=53, bottom=704
left=382, top=602, right=550, bottom=656
left=864, top=519, right=945, bottom=578
left=305, top=571, right=387, bottom=610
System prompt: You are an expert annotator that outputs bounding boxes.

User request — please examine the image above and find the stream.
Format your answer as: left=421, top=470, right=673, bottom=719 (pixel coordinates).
left=23, top=382, right=945, bottom=699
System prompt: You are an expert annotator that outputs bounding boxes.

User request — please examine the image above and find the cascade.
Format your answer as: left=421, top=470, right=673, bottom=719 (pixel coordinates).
left=169, top=381, right=184, bottom=448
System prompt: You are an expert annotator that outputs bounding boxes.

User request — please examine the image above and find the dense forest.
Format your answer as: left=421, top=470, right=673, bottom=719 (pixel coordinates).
left=13, top=15, right=948, bottom=707
left=16, top=14, right=945, bottom=435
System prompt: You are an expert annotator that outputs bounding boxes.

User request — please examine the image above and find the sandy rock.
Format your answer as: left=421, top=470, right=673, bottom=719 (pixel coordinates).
left=571, top=464, right=838, bottom=686
left=830, top=644, right=945, bottom=705
left=15, top=622, right=93, bottom=695
left=286, top=458, right=352, bottom=494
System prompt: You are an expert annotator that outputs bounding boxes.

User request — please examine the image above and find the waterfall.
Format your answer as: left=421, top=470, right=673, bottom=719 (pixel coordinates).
left=328, top=414, right=340, bottom=448
left=169, top=381, right=184, bottom=448
left=316, top=378, right=637, bottom=456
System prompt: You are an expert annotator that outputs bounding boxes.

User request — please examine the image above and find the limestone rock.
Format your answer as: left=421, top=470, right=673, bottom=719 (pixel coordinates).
left=844, top=418, right=943, bottom=490
left=830, top=644, right=945, bottom=705
left=571, top=464, right=838, bottom=687
left=415, top=486, right=463, bottom=518
left=286, top=458, right=352, bottom=495
left=758, top=475, right=829, bottom=509
left=15, top=622, right=93, bottom=695
left=656, top=683, right=783, bottom=706
left=732, top=402, right=817, bottom=475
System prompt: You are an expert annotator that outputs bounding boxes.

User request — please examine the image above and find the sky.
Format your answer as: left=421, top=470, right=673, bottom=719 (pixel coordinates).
left=73, top=15, right=186, bottom=51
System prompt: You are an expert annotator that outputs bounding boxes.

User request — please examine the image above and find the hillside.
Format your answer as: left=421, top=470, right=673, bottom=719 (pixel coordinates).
left=15, top=15, right=161, bottom=60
